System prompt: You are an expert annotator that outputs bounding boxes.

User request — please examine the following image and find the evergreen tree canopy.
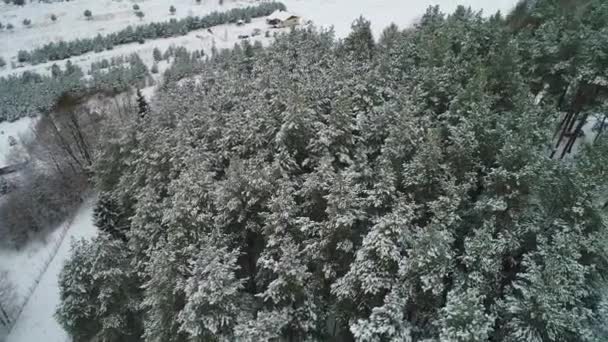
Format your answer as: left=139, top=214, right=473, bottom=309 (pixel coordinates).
left=59, top=1, right=608, bottom=341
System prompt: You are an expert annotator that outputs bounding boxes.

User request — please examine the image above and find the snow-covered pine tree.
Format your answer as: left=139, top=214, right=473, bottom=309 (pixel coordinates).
left=152, top=47, right=163, bottom=62
left=93, top=192, right=128, bottom=240
left=341, top=16, right=375, bottom=61
left=136, top=89, right=150, bottom=118
left=58, top=1, right=608, bottom=341
left=56, top=236, right=142, bottom=341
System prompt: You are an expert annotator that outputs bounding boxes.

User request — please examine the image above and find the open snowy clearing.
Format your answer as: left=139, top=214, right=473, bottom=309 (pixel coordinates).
left=5, top=200, right=97, bottom=342
left=0, top=117, right=36, bottom=168
left=0, top=0, right=255, bottom=71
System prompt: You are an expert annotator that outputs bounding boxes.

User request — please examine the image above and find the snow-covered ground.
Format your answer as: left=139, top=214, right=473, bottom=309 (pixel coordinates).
left=283, top=0, right=517, bottom=38
left=1, top=17, right=282, bottom=79
left=0, top=117, right=36, bottom=168
left=0, top=0, right=254, bottom=70
left=5, top=200, right=97, bottom=342
left=0, top=219, right=65, bottom=305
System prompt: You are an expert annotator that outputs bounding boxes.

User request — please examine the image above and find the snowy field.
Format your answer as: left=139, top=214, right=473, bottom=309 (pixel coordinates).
left=0, top=217, right=66, bottom=304
left=0, top=16, right=283, bottom=79
left=0, top=0, right=252, bottom=70
left=4, top=201, right=97, bottom=342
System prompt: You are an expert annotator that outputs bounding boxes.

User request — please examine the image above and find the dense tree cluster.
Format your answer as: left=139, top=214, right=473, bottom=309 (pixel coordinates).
left=161, top=45, right=209, bottom=83
left=507, top=0, right=608, bottom=158
left=0, top=64, right=82, bottom=122
left=0, top=54, right=150, bottom=122
left=17, top=2, right=286, bottom=65
left=58, top=1, right=608, bottom=341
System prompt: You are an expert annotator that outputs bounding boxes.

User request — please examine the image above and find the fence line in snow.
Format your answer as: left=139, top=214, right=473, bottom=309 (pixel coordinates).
left=6, top=213, right=77, bottom=335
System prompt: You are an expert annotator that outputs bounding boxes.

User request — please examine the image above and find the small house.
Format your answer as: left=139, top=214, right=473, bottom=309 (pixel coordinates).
left=266, top=10, right=300, bottom=28
left=280, top=15, right=300, bottom=28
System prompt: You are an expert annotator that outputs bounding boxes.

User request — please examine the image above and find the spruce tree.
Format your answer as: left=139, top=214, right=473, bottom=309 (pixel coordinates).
left=58, top=2, right=608, bottom=341
left=93, top=192, right=128, bottom=241
left=136, top=89, right=150, bottom=118
left=152, top=47, right=163, bottom=62
left=56, top=237, right=142, bottom=341
left=342, top=16, right=375, bottom=60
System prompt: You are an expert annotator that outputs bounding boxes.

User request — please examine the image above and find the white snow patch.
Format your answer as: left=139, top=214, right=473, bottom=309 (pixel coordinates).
left=0, top=226, right=62, bottom=305
left=268, top=9, right=293, bottom=22
left=282, top=0, right=518, bottom=38
left=5, top=200, right=97, bottom=342
left=0, top=117, right=36, bottom=168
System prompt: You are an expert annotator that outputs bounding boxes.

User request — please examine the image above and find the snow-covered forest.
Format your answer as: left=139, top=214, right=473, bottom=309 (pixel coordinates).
left=51, top=0, right=608, bottom=341
left=2, top=0, right=608, bottom=341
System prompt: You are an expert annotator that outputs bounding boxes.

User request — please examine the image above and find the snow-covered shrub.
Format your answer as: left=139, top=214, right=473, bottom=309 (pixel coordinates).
left=0, top=167, right=85, bottom=248
left=16, top=50, right=30, bottom=63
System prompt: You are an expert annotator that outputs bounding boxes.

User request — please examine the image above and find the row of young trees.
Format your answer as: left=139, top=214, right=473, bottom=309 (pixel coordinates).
left=2, top=0, right=26, bottom=5
left=56, top=0, right=608, bottom=341
left=0, top=54, right=150, bottom=123
left=15, top=2, right=285, bottom=65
